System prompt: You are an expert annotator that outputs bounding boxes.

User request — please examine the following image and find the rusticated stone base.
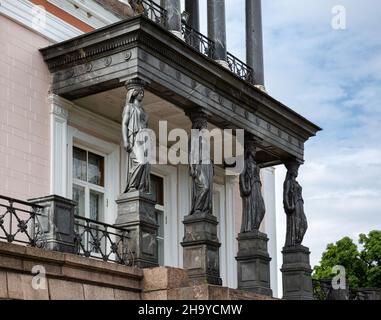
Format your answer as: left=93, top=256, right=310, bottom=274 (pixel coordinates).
left=0, top=242, right=276, bottom=301
left=236, top=231, right=272, bottom=297
left=115, top=191, right=158, bottom=268
left=281, top=245, right=314, bottom=300
left=181, top=213, right=222, bottom=286
left=0, top=242, right=142, bottom=300
left=142, top=266, right=275, bottom=300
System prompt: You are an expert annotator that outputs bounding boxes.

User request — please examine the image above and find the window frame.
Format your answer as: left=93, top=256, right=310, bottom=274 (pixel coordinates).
left=72, top=143, right=107, bottom=222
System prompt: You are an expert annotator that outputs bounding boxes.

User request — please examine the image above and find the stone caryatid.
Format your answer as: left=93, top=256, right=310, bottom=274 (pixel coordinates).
left=122, top=79, right=151, bottom=194
left=281, top=161, right=313, bottom=300
left=182, top=109, right=221, bottom=286
left=283, top=161, right=308, bottom=246
left=189, top=111, right=214, bottom=216
left=236, top=136, right=272, bottom=296
left=239, top=141, right=266, bottom=232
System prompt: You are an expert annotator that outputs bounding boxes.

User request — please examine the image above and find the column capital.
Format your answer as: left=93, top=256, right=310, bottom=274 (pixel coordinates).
left=186, top=107, right=209, bottom=129
left=125, top=78, right=147, bottom=91
left=48, top=94, right=72, bottom=119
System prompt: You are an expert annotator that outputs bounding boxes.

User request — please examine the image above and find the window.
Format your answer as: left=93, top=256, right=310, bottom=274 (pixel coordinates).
left=151, top=174, right=164, bottom=266
left=72, top=146, right=105, bottom=222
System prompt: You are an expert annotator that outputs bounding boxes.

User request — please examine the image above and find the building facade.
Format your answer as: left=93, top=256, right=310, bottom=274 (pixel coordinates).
left=0, top=0, right=320, bottom=300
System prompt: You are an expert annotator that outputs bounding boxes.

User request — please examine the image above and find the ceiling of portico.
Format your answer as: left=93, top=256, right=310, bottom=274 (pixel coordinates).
left=73, top=87, right=192, bottom=131
left=72, top=88, right=280, bottom=167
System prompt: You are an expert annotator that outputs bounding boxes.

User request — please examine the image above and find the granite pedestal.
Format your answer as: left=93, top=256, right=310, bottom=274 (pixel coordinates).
left=181, top=213, right=222, bottom=286
left=236, top=230, right=272, bottom=296
left=281, top=245, right=314, bottom=300
left=115, top=191, right=158, bottom=268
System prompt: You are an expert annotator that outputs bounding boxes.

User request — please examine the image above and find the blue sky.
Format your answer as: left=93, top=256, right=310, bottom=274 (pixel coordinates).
left=200, top=0, right=381, bottom=279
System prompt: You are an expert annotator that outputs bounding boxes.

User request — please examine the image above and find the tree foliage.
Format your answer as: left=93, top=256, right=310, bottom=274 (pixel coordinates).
left=313, top=231, right=381, bottom=288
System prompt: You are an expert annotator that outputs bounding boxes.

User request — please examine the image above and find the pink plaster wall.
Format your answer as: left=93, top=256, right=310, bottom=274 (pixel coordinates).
left=0, top=15, right=52, bottom=201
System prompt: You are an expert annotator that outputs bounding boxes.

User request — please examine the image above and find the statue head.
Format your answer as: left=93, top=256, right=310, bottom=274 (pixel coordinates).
left=126, top=78, right=146, bottom=105
left=285, top=161, right=301, bottom=178
left=127, top=88, right=144, bottom=104
left=245, top=144, right=256, bottom=162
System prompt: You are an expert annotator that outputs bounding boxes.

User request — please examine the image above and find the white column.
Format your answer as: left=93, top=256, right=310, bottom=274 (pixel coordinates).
left=261, top=167, right=278, bottom=297
left=49, top=95, right=72, bottom=197
left=225, top=175, right=238, bottom=288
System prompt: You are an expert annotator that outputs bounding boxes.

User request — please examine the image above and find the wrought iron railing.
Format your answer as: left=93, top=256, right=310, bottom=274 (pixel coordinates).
left=141, top=0, right=168, bottom=28
left=227, top=52, right=254, bottom=84
left=0, top=195, right=46, bottom=248
left=181, top=23, right=216, bottom=59
left=74, top=215, right=132, bottom=266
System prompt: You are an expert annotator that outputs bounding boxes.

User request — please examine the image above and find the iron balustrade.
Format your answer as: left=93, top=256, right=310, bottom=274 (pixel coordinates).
left=181, top=23, right=216, bottom=59
left=141, top=0, right=168, bottom=28
left=136, top=1, right=255, bottom=85
left=74, top=215, right=132, bottom=266
left=227, top=52, right=254, bottom=84
left=0, top=195, right=46, bottom=248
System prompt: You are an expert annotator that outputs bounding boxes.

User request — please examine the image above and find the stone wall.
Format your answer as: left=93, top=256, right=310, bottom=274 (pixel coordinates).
left=0, top=242, right=273, bottom=300
left=0, top=242, right=142, bottom=300
left=0, top=15, right=52, bottom=200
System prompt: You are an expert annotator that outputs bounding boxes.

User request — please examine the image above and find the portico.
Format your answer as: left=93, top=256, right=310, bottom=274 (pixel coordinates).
left=38, top=0, right=321, bottom=298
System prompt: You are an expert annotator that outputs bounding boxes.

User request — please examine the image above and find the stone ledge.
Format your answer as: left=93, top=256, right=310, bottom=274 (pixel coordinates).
left=0, top=242, right=143, bottom=295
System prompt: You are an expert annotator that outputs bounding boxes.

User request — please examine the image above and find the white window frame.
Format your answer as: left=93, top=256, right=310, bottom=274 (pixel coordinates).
left=72, top=144, right=107, bottom=221
left=151, top=164, right=179, bottom=267
left=67, top=126, right=120, bottom=225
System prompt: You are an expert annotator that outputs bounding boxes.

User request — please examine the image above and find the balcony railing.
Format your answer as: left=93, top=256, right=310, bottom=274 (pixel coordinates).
left=138, top=1, right=255, bottom=85
left=181, top=23, right=215, bottom=59
left=0, top=195, right=46, bottom=248
left=227, top=52, right=254, bottom=84
left=141, top=0, right=168, bottom=28
left=74, top=215, right=133, bottom=266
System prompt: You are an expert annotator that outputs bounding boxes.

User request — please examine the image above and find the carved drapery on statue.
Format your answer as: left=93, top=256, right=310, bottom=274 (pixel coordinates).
left=283, top=161, right=308, bottom=246
left=189, top=111, right=214, bottom=215
left=122, top=79, right=151, bottom=194
left=239, top=138, right=266, bottom=233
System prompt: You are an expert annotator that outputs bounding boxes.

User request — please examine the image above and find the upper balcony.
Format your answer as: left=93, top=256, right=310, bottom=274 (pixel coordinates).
left=40, top=0, right=320, bottom=166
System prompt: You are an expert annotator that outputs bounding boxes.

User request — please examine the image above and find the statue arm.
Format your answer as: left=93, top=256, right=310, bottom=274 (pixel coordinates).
left=239, top=171, right=251, bottom=197
left=122, top=105, right=133, bottom=152
left=283, top=180, right=295, bottom=214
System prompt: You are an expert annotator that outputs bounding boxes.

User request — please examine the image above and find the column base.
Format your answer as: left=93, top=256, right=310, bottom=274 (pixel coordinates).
left=115, top=191, right=158, bottom=269
left=281, top=245, right=314, bottom=300
left=236, top=230, right=272, bottom=297
left=181, top=213, right=222, bottom=286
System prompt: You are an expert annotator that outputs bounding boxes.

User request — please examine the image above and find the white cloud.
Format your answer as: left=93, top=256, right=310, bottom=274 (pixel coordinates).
left=223, top=0, right=381, bottom=296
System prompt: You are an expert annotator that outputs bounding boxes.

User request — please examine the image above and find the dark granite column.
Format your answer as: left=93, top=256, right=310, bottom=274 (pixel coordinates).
left=246, top=0, right=265, bottom=88
left=207, top=0, right=228, bottom=65
left=162, top=0, right=182, bottom=38
left=235, top=135, right=272, bottom=296
left=185, top=0, right=200, bottom=32
left=281, top=161, right=314, bottom=300
left=181, top=109, right=222, bottom=286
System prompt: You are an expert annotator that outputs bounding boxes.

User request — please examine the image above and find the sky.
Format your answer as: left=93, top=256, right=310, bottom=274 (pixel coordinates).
left=197, top=0, right=381, bottom=291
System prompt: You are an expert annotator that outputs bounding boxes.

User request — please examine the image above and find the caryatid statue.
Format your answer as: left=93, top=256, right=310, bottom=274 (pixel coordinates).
left=283, top=161, right=308, bottom=246
left=122, top=79, right=151, bottom=194
left=189, top=112, right=214, bottom=215
left=239, top=140, right=266, bottom=233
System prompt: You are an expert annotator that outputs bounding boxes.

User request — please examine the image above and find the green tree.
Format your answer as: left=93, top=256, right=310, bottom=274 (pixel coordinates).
left=313, top=231, right=381, bottom=289
left=359, top=231, right=381, bottom=287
